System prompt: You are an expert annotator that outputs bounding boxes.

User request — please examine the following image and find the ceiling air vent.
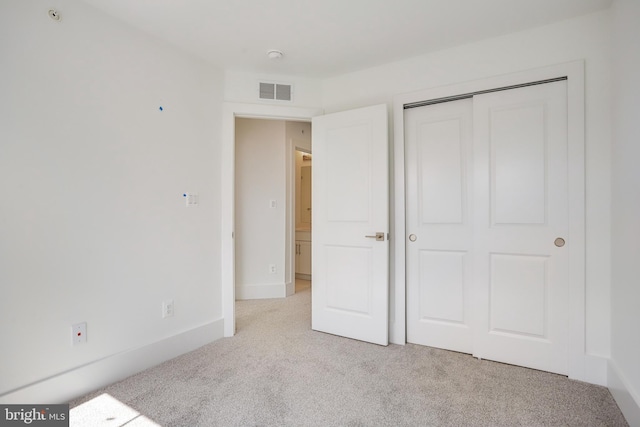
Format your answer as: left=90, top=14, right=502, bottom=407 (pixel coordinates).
left=259, top=82, right=292, bottom=101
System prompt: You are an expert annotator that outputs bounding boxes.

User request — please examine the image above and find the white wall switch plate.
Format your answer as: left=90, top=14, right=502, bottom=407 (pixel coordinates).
left=184, top=193, right=199, bottom=207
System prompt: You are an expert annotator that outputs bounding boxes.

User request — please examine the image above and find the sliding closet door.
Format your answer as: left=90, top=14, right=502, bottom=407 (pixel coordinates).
left=472, top=80, right=569, bottom=375
left=406, top=80, right=570, bottom=375
left=405, top=99, right=474, bottom=354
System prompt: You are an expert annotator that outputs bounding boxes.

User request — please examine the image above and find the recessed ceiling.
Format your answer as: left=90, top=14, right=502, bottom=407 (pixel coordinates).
left=78, top=0, right=612, bottom=78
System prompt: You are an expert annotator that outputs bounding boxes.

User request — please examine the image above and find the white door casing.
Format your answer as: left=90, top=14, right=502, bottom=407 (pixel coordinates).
left=405, top=99, right=474, bottom=353
left=312, top=104, right=389, bottom=346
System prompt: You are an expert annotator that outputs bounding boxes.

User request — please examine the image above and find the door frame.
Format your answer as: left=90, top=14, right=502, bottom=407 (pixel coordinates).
left=392, top=60, right=591, bottom=382
left=221, top=103, right=323, bottom=337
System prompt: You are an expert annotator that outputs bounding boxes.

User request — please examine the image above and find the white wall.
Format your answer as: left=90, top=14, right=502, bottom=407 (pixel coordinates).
left=322, top=11, right=612, bottom=369
left=235, top=119, right=288, bottom=299
left=0, top=0, right=224, bottom=403
left=609, top=1, right=640, bottom=424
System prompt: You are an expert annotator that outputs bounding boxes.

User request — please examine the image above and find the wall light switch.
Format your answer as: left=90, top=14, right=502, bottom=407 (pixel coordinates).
left=270, top=199, right=276, bottom=208
left=184, top=193, right=199, bottom=207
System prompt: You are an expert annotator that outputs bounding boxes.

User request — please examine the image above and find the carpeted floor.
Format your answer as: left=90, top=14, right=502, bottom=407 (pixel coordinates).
left=70, top=280, right=628, bottom=426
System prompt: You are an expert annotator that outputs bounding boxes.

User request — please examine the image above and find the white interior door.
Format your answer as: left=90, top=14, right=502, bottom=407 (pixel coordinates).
left=405, top=98, right=474, bottom=354
left=473, top=81, right=569, bottom=375
left=312, top=104, right=389, bottom=346
left=405, top=80, right=570, bottom=375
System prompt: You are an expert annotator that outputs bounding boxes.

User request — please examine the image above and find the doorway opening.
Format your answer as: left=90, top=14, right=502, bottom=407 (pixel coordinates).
left=294, top=148, right=312, bottom=285
left=221, top=104, right=321, bottom=338
left=233, top=117, right=312, bottom=331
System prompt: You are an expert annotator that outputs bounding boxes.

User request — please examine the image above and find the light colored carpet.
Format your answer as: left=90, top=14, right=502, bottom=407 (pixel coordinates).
left=70, top=280, right=628, bottom=426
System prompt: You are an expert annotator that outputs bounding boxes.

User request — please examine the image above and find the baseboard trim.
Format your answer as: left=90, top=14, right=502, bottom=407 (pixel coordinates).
left=236, top=283, right=286, bottom=300
left=0, top=319, right=224, bottom=404
left=608, top=359, right=640, bottom=427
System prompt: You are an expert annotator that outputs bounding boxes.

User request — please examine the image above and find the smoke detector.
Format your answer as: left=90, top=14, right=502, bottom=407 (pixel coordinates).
left=267, top=50, right=284, bottom=60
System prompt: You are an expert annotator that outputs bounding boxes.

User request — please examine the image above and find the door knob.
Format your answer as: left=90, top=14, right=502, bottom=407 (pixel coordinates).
left=409, top=234, right=417, bottom=242
left=365, top=232, right=385, bottom=241
left=554, top=237, right=566, bottom=247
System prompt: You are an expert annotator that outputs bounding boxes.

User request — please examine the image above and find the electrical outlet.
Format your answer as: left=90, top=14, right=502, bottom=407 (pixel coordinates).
left=72, top=322, right=87, bottom=345
left=162, top=300, right=174, bottom=318
left=269, top=264, right=276, bottom=274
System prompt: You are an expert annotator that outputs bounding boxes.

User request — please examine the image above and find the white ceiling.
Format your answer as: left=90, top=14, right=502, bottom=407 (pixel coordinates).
left=79, top=0, right=612, bottom=78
